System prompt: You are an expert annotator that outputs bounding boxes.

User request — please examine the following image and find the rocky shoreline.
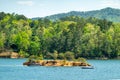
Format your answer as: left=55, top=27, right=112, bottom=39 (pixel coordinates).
left=0, top=52, right=19, bottom=58
left=23, top=60, right=91, bottom=67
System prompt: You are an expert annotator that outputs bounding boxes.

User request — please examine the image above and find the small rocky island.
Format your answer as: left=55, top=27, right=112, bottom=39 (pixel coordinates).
left=23, top=52, right=92, bottom=67
left=23, top=60, right=91, bottom=67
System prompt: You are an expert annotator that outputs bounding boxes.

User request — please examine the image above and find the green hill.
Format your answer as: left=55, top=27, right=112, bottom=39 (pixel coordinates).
left=42, top=7, right=120, bottom=22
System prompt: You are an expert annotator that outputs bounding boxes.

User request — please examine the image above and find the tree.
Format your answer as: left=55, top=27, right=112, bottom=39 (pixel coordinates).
left=29, top=36, right=40, bottom=55
left=0, top=32, right=5, bottom=51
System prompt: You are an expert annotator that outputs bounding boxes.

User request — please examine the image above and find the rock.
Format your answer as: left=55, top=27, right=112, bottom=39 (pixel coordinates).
left=23, top=60, right=91, bottom=67
left=11, top=52, right=19, bottom=58
left=0, top=52, right=19, bottom=58
left=72, top=62, right=82, bottom=66
left=23, top=62, right=31, bottom=66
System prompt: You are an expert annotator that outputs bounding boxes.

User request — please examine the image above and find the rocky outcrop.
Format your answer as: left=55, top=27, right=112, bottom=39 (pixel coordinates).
left=0, top=52, right=19, bottom=58
left=11, top=52, right=19, bottom=58
left=23, top=60, right=91, bottom=67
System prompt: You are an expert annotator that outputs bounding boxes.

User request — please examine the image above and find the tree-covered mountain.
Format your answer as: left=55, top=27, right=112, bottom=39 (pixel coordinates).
left=41, top=7, right=120, bottom=22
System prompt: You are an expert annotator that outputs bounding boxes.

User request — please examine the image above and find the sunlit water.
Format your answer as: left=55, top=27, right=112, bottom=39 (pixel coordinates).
left=0, top=59, right=120, bottom=80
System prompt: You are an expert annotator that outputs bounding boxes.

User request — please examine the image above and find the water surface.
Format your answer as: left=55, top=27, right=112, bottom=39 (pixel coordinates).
left=0, top=59, right=120, bottom=80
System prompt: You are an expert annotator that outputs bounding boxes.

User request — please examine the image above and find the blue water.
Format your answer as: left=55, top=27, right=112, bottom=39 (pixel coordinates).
left=0, top=59, right=120, bottom=80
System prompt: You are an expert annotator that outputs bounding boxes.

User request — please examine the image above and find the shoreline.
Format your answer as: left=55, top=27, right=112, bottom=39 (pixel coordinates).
left=1, top=57, right=120, bottom=60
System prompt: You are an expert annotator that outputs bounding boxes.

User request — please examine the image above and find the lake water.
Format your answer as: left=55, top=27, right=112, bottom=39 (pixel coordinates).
left=0, top=59, right=120, bottom=80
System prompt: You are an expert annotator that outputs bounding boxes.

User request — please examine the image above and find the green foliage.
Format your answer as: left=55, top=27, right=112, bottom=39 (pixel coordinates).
left=77, top=57, right=87, bottom=63
left=28, top=55, right=37, bottom=61
left=58, top=53, right=65, bottom=59
left=0, top=32, right=5, bottom=49
left=64, top=51, right=75, bottom=61
left=29, top=36, right=40, bottom=55
left=28, top=54, right=43, bottom=61
left=45, top=51, right=58, bottom=60
left=45, top=52, right=53, bottom=59
left=53, top=50, right=58, bottom=60
left=13, top=31, right=31, bottom=50
left=35, top=54, right=43, bottom=60
left=19, top=50, right=29, bottom=58
left=1, top=12, right=120, bottom=59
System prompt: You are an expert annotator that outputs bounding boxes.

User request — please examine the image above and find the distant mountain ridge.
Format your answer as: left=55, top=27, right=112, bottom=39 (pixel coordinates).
left=33, top=7, right=120, bottom=22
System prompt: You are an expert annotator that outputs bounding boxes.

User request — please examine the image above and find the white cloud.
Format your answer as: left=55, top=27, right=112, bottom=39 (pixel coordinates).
left=17, top=1, right=34, bottom=6
left=101, top=0, right=120, bottom=8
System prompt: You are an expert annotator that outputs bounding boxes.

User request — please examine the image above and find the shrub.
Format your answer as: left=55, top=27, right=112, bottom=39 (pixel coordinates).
left=64, top=51, right=75, bottom=61
left=28, top=54, right=43, bottom=61
left=28, top=55, right=37, bottom=62
left=36, top=54, right=43, bottom=60
left=77, top=57, right=87, bottom=63
left=53, top=50, right=58, bottom=60
left=45, top=52, right=53, bottom=59
left=58, top=53, right=65, bottom=59
left=19, top=50, right=29, bottom=58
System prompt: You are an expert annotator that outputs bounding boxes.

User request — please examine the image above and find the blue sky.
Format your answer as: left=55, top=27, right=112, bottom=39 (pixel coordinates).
left=0, top=0, right=120, bottom=18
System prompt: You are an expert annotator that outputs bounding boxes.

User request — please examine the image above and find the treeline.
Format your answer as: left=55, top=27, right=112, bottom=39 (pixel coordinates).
left=0, top=12, right=120, bottom=59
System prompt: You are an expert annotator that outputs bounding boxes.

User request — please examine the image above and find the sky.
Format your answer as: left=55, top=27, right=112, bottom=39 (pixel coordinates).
left=0, top=0, right=120, bottom=18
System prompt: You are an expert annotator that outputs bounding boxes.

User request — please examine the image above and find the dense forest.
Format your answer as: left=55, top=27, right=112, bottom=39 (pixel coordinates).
left=35, top=7, right=120, bottom=22
left=0, top=12, right=120, bottom=59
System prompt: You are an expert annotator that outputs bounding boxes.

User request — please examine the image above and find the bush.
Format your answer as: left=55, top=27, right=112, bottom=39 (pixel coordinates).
left=53, top=50, right=58, bottom=60
left=58, top=53, right=65, bottom=59
left=45, top=52, right=53, bottom=59
left=28, top=54, right=43, bottom=62
left=19, top=50, right=29, bottom=58
left=28, top=55, right=37, bottom=62
left=77, top=57, right=87, bottom=63
left=64, top=51, right=75, bottom=61
left=36, top=54, right=43, bottom=60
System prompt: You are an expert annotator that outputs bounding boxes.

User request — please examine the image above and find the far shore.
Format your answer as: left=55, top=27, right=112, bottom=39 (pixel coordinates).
left=1, top=51, right=120, bottom=60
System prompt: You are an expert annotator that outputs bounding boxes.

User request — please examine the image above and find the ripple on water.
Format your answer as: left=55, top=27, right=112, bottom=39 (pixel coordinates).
left=0, top=59, right=120, bottom=80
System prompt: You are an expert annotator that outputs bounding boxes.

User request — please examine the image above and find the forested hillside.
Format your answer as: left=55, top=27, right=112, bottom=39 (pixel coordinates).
left=42, top=7, right=120, bottom=22
left=0, top=12, right=120, bottom=59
